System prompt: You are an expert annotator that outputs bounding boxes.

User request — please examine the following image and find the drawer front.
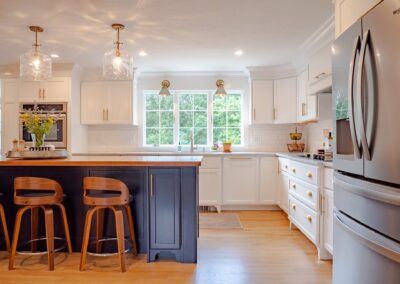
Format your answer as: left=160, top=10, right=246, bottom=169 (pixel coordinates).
left=289, top=177, right=319, bottom=211
left=324, top=167, right=333, bottom=190
left=289, top=160, right=319, bottom=186
left=200, top=157, right=221, bottom=169
left=279, top=157, right=290, bottom=173
left=289, top=196, right=319, bottom=244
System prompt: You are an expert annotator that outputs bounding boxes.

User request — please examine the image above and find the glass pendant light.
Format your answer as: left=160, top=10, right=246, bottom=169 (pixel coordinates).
left=215, top=79, right=227, bottom=96
left=159, top=80, right=171, bottom=96
left=20, top=26, right=52, bottom=81
left=103, top=23, right=133, bottom=80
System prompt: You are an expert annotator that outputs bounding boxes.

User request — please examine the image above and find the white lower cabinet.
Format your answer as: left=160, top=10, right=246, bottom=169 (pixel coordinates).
left=259, top=157, right=278, bottom=204
left=289, top=195, right=319, bottom=244
left=199, top=157, right=222, bottom=212
left=278, top=171, right=289, bottom=213
left=323, top=188, right=334, bottom=254
left=223, top=157, right=259, bottom=204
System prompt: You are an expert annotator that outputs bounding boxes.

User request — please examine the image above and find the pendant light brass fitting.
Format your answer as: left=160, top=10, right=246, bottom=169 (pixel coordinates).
left=111, top=24, right=125, bottom=55
left=29, top=26, right=44, bottom=51
left=161, top=80, right=170, bottom=88
left=216, top=79, right=224, bottom=87
left=215, top=79, right=227, bottom=96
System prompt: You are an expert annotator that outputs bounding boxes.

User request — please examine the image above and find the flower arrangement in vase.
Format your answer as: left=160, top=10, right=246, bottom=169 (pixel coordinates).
left=20, top=107, right=57, bottom=148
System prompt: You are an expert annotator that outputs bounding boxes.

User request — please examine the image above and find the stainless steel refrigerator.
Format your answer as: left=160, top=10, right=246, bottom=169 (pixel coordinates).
left=332, top=0, right=400, bottom=283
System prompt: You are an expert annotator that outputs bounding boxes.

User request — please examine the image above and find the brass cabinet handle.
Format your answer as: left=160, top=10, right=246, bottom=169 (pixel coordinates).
left=150, top=174, right=154, bottom=196
left=102, top=109, right=105, bottom=121
left=106, top=109, right=109, bottom=121
left=42, top=89, right=45, bottom=99
left=292, top=184, right=296, bottom=190
left=38, top=88, right=42, bottom=99
left=253, top=108, right=256, bottom=121
left=292, top=204, right=296, bottom=210
left=285, top=165, right=288, bottom=169
left=314, top=72, right=326, bottom=79
left=307, top=215, right=312, bottom=223
left=273, top=108, right=276, bottom=120
left=292, top=168, right=296, bottom=174
left=306, top=172, right=313, bottom=178
left=307, top=191, right=313, bottom=198
left=302, top=103, right=307, bottom=116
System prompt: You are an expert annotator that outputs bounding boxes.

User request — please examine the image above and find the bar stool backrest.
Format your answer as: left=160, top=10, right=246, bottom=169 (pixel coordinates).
left=14, top=177, right=63, bottom=205
left=83, top=177, right=130, bottom=206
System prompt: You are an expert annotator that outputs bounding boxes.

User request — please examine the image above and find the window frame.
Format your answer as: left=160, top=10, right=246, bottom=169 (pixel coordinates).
left=143, top=90, right=244, bottom=147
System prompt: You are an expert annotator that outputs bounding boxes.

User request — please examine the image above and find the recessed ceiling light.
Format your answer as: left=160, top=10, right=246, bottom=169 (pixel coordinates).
left=235, top=50, right=243, bottom=56
left=139, top=51, right=148, bottom=57
left=50, top=54, right=59, bottom=58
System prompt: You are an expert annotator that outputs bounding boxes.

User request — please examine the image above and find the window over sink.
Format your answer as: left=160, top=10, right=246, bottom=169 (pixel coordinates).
left=144, top=91, right=243, bottom=147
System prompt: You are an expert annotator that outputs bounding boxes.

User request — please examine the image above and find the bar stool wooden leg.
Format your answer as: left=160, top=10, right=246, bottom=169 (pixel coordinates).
left=9, top=206, right=31, bottom=270
left=80, top=207, right=97, bottom=271
left=56, top=204, right=72, bottom=254
left=0, top=204, right=10, bottom=252
left=30, top=207, right=39, bottom=253
left=113, top=207, right=126, bottom=272
left=42, top=205, right=54, bottom=271
left=123, top=205, right=137, bottom=256
left=95, top=208, right=104, bottom=254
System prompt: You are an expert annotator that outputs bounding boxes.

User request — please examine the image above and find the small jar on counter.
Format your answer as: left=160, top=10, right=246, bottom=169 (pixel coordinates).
left=12, top=139, right=18, bottom=152
left=18, top=140, right=25, bottom=152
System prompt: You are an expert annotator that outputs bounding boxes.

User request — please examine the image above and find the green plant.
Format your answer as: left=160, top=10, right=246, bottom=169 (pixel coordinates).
left=20, top=108, right=57, bottom=147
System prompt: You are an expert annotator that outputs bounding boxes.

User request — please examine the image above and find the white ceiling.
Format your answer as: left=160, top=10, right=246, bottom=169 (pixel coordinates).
left=0, top=0, right=333, bottom=72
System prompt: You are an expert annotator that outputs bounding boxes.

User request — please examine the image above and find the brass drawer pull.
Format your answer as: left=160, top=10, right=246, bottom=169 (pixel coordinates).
left=306, top=215, right=312, bottom=223
left=292, top=168, right=296, bottom=174
left=292, top=184, right=296, bottom=190
left=292, top=204, right=296, bottom=210
left=306, top=172, right=313, bottom=178
left=307, top=191, right=313, bottom=198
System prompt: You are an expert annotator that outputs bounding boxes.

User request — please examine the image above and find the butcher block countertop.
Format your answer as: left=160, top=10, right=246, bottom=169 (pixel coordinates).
left=0, top=155, right=202, bottom=167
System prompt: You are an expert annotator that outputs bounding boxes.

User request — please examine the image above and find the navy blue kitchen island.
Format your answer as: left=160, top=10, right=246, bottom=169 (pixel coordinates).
left=0, top=155, right=201, bottom=263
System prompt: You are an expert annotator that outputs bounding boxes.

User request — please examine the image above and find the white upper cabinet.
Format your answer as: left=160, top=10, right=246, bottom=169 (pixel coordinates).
left=81, top=81, right=133, bottom=125
left=19, top=77, right=70, bottom=102
left=259, top=157, right=278, bottom=204
left=308, top=44, right=332, bottom=87
left=1, top=103, right=19, bottom=152
left=273, top=77, right=297, bottom=124
left=2, top=79, right=19, bottom=103
left=335, top=0, right=383, bottom=38
left=297, top=70, right=318, bottom=122
left=251, top=80, right=274, bottom=124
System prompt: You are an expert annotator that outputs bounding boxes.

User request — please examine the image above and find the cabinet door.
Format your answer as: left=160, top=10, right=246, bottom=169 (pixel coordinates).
left=81, top=82, right=107, bottom=124
left=273, top=77, right=297, bottom=124
left=2, top=79, right=19, bottom=103
left=44, top=77, right=70, bottom=101
left=259, top=157, right=278, bottom=204
left=149, top=169, right=181, bottom=249
left=278, top=171, right=289, bottom=213
left=323, top=189, right=334, bottom=254
left=1, top=103, right=20, bottom=152
left=106, top=81, right=133, bottom=124
left=308, top=44, right=332, bottom=86
left=335, top=0, right=382, bottom=37
left=223, top=157, right=259, bottom=204
left=251, top=80, right=274, bottom=124
left=199, top=169, right=221, bottom=206
left=20, top=80, right=41, bottom=101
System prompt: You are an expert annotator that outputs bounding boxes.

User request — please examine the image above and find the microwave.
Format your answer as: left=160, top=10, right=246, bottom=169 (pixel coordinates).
left=19, top=103, right=67, bottom=149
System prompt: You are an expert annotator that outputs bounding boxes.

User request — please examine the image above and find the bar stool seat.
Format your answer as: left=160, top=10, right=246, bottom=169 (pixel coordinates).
left=9, top=177, right=72, bottom=271
left=80, top=177, right=137, bottom=272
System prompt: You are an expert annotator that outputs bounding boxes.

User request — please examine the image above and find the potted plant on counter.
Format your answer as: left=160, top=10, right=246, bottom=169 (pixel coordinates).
left=20, top=108, right=56, bottom=148
left=223, top=140, right=232, bottom=153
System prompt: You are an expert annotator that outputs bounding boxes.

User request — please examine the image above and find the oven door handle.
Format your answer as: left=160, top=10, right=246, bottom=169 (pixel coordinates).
left=334, top=210, right=400, bottom=263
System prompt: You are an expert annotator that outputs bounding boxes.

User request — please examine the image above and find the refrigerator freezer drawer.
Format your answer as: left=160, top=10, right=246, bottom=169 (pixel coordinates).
left=334, top=173, right=400, bottom=242
left=333, top=210, right=400, bottom=284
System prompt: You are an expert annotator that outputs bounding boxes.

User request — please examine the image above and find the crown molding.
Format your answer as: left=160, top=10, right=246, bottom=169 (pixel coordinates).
left=0, top=63, right=77, bottom=78
left=137, top=70, right=247, bottom=78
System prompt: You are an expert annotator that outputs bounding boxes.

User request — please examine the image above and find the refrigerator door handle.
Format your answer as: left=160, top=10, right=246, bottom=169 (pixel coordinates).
left=334, top=210, right=400, bottom=263
left=357, top=30, right=372, bottom=161
left=348, top=36, right=362, bottom=159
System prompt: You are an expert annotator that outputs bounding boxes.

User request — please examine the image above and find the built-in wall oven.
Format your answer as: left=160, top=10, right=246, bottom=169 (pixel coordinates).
left=19, top=103, right=67, bottom=148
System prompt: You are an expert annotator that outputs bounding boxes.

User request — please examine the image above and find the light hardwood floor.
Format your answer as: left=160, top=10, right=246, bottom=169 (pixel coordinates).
left=0, top=211, right=332, bottom=284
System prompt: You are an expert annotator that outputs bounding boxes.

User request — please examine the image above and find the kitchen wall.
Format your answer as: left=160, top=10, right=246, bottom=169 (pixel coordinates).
left=81, top=68, right=307, bottom=153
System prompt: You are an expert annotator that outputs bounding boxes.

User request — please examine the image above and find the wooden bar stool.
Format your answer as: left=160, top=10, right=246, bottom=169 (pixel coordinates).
left=80, top=177, right=137, bottom=272
left=0, top=193, right=10, bottom=252
left=9, top=177, right=72, bottom=271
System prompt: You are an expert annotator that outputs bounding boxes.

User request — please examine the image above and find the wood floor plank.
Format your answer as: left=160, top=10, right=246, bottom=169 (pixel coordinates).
left=0, top=211, right=332, bottom=284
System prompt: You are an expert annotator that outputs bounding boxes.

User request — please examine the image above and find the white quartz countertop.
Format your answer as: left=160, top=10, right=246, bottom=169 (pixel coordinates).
left=72, top=151, right=333, bottom=168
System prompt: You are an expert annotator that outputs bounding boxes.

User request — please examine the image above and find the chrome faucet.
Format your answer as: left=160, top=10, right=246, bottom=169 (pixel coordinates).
left=189, top=128, right=198, bottom=152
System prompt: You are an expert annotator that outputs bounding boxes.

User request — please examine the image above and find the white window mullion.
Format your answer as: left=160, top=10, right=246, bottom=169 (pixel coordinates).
left=173, top=91, right=179, bottom=146
left=208, top=91, right=213, bottom=146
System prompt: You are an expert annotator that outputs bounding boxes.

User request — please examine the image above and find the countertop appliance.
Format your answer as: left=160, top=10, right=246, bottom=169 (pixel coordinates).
left=332, top=1, right=400, bottom=283
left=19, top=102, right=67, bottom=149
